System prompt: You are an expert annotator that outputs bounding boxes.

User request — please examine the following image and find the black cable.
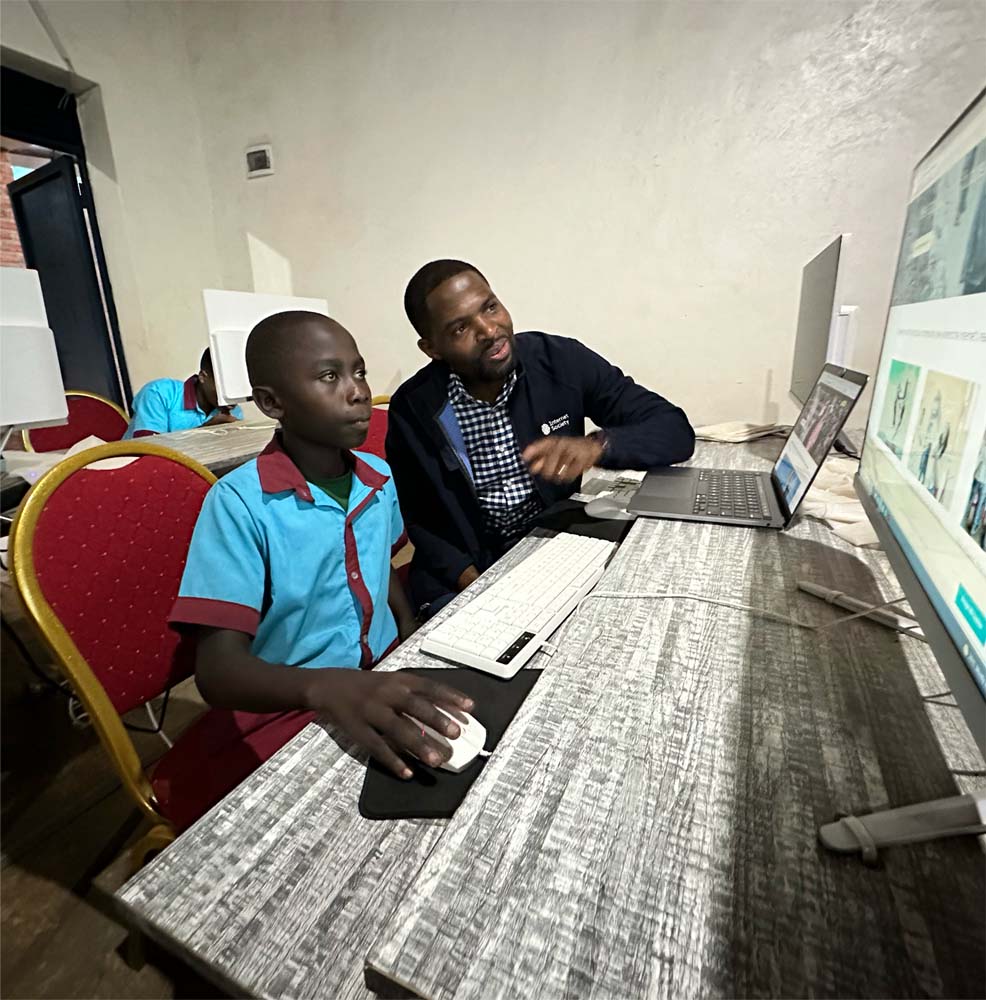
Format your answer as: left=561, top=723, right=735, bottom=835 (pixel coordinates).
left=1, top=617, right=70, bottom=697
left=122, top=686, right=172, bottom=735
left=832, top=438, right=862, bottom=460
left=2, top=618, right=171, bottom=733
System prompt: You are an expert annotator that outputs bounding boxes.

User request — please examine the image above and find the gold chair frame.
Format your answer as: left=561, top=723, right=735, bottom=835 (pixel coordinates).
left=22, top=390, right=131, bottom=452
left=10, top=441, right=216, bottom=868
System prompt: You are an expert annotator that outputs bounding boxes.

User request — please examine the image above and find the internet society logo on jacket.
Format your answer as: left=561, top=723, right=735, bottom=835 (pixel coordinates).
left=540, top=414, right=571, bottom=435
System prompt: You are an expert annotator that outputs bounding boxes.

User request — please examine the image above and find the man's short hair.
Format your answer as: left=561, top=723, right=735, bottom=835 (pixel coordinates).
left=404, top=259, right=487, bottom=337
left=199, top=348, right=213, bottom=374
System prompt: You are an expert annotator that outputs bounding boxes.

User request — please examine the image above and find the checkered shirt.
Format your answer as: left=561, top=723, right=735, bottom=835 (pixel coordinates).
left=448, top=369, right=543, bottom=546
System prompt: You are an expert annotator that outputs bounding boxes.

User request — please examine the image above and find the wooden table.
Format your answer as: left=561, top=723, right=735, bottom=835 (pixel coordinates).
left=1, top=423, right=277, bottom=497
left=116, top=441, right=986, bottom=999
left=137, top=422, right=278, bottom=477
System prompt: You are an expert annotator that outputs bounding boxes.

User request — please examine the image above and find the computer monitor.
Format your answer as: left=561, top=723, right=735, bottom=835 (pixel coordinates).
left=202, top=289, right=330, bottom=405
left=774, top=364, right=867, bottom=514
left=823, top=90, right=986, bottom=856
left=789, top=235, right=855, bottom=406
left=857, top=89, right=985, bottom=755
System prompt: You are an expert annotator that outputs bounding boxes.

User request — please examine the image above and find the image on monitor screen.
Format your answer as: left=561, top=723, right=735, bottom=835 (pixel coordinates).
left=773, top=367, right=865, bottom=512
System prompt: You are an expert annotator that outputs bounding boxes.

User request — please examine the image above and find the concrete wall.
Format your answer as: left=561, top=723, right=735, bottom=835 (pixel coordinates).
left=1, top=0, right=222, bottom=389
left=2, top=0, right=983, bottom=425
left=178, top=0, right=985, bottom=426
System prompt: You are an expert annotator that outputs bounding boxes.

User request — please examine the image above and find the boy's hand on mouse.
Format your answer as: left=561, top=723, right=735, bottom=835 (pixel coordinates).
left=522, top=435, right=604, bottom=483
left=307, top=670, right=474, bottom=779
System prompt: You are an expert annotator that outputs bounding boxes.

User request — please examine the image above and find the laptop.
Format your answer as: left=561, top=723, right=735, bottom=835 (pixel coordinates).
left=627, top=364, right=868, bottom=528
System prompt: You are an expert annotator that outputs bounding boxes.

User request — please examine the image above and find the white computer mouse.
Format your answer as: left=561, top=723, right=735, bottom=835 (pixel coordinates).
left=585, top=494, right=637, bottom=521
left=405, top=708, right=489, bottom=773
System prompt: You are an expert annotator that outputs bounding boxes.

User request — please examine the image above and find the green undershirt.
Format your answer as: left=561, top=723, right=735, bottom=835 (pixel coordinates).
left=309, top=470, right=353, bottom=511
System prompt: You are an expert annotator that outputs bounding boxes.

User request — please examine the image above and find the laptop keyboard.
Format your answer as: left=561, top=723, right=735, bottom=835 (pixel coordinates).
left=694, top=470, right=770, bottom=520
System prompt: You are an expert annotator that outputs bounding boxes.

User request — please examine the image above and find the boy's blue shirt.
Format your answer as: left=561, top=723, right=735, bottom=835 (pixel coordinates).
left=124, top=375, right=244, bottom=438
left=170, top=434, right=404, bottom=668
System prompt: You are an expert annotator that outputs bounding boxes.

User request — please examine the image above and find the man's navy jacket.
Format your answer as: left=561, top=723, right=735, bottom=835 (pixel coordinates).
left=386, top=332, right=695, bottom=610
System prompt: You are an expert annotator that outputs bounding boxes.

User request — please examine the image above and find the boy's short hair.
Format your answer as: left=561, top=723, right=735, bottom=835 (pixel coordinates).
left=245, top=310, right=335, bottom=389
left=199, top=348, right=213, bottom=374
left=404, top=259, right=487, bottom=338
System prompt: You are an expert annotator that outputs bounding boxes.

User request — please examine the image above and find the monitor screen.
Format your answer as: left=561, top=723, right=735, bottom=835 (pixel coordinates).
left=773, top=365, right=867, bottom=513
left=789, top=236, right=844, bottom=405
left=858, top=91, right=986, bottom=715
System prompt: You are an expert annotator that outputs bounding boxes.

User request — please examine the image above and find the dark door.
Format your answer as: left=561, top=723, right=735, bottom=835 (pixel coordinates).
left=8, top=156, right=125, bottom=407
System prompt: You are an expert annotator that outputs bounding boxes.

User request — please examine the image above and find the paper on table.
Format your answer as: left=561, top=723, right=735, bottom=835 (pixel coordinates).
left=4, top=436, right=138, bottom=483
left=695, top=421, right=784, bottom=443
left=801, top=456, right=878, bottom=547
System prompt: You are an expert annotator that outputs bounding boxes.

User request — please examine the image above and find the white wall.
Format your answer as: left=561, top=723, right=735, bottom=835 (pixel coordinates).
left=1, top=0, right=222, bottom=391
left=3, top=1, right=984, bottom=427
left=178, top=0, right=985, bottom=427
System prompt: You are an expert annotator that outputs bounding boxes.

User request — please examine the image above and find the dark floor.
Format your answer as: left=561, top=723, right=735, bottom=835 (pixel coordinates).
left=2, top=584, right=224, bottom=999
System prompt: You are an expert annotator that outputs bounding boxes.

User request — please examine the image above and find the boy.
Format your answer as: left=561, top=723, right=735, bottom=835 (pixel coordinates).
left=124, top=348, right=244, bottom=438
left=169, top=311, right=473, bottom=810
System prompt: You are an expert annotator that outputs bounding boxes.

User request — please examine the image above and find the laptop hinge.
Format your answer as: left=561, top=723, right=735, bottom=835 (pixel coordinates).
left=767, top=471, right=790, bottom=524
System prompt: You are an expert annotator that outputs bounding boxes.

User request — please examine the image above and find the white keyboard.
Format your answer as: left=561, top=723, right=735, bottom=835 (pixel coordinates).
left=420, top=533, right=617, bottom=678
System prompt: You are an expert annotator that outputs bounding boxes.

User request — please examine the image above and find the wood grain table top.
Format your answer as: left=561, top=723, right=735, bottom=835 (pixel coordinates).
left=117, top=441, right=986, bottom=999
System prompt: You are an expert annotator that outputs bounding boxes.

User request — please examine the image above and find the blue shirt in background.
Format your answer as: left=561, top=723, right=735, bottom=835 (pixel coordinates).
left=123, top=375, right=243, bottom=438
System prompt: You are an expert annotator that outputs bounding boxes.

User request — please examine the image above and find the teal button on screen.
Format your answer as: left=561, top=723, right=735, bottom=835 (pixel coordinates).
left=956, top=585, right=986, bottom=643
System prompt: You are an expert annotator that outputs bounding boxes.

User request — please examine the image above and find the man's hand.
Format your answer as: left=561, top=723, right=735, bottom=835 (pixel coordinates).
left=457, top=565, right=480, bottom=591
left=522, top=435, right=604, bottom=483
left=306, top=669, right=475, bottom=779
left=202, top=411, right=239, bottom=427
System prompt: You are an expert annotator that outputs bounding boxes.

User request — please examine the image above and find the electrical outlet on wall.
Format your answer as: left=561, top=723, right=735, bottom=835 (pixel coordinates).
left=245, top=144, right=274, bottom=178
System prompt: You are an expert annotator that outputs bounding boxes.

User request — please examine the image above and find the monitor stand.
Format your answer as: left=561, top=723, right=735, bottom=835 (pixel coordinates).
left=819, top=794, right=986, bottom=864
left=799, top=582, right=985, bottom=860
left=796, top=581, right=924, bottom=638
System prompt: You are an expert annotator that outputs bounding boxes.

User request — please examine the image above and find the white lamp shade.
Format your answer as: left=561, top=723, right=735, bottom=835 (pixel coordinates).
left=203, top=289, right=329, bottom=405
left=1, top=267, right=48, bottom=326
left=1, top=324, right=68, bottom=429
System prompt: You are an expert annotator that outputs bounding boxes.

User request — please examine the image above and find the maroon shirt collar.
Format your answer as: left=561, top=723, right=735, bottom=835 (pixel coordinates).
left=182, top=375, right=199, bottom=410
left=255, top=433, right=387, bottom=502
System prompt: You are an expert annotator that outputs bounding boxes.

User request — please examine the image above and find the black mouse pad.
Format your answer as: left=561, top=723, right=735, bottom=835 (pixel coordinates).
left=358, top=668, right=542, bottom=821
left=533, top=498, right=635, bottom=544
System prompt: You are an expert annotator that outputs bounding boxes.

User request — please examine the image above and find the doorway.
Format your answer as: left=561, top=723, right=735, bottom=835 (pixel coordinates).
left=1, top=66, right=131, bottom=409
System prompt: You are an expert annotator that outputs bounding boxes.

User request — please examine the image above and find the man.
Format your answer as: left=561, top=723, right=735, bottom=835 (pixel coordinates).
left=123, top=348, right=243, bottom=438
left=386, top=259, right=695, bottom=615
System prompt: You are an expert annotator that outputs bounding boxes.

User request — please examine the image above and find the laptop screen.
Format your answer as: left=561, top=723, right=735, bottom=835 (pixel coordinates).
left=772, top=365, right=868, bottom=516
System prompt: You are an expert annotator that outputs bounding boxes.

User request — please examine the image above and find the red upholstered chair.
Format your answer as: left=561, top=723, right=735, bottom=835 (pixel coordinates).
left=9, top=441, right=253, bottom=867
left=23, top=391, right=129, bottom=452
left=362, top=395, right=390, bottom=460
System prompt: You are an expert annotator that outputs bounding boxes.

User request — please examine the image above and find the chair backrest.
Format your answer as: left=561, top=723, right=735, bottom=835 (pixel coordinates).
left=11, top=442, right=216, bottom=822
left=24, top=391, right=130, bottom=452
left=362, top=396, right=390, bottom=460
